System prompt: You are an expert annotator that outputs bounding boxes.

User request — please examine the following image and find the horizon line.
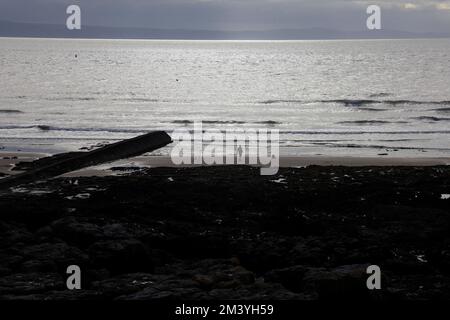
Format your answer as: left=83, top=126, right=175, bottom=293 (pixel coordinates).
left=2, top=36, right=450, bottom=42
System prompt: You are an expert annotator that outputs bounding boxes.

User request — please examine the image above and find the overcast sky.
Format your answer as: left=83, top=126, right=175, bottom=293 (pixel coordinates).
left=1, top=0, right=450, bottom=32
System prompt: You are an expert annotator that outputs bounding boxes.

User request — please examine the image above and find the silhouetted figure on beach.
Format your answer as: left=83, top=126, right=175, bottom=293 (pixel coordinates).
left=237, top=145, right=243, bottom=160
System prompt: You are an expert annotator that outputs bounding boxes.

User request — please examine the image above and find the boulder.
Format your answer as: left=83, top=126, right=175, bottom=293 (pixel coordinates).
left=88, top=239, right=153, bottom=274
left=51, top=216, right=104, bottom=247
left=302, top=264, right=371, bottom=300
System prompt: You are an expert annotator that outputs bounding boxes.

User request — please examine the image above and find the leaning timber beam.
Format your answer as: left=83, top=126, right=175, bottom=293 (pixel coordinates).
left=0, top=131, right=172, bottom=189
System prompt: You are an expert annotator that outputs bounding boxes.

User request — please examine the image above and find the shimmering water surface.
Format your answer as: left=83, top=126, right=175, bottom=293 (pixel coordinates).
left=1, top=37, right=450, bottom=157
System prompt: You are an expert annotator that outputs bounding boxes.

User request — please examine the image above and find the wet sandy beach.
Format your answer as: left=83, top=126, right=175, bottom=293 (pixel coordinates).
left=2, top=151, right=449, bottom=178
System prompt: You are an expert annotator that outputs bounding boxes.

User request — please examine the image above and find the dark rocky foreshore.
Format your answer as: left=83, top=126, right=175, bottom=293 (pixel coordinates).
left=0, top=165, right=449, bottom=300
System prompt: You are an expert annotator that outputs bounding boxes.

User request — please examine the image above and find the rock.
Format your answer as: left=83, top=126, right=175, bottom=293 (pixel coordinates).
left=208, top=282, right=314, bottom=300
left=34, top=226, right=53, bottom=240
left=102, top=222, right=154, bottom=240
left=102, top=223, right=129, bottom=238
left=0, top=254, right=23, bottom=271
left=159, top=259, right=255, bottom=290
left=0, top=290, right=103, bottom=300
left=264, top=265, right=308, bottom=292
left=302, top=264, right=371, bottom=300
left=290, top=240, right=327, bottom=265
left=235, top=240, right=291, bottom=273
left=20, top=242, right=88, bottom=272
left=85, top=268, right=111, bottom=283
left=0, top=266, right=11, bottom=276
left=234, top=267, right=256, bottom=285
left=92, top=273, right=169, bottom=299
left=193, top=265, right=255, bottom=290
left=51, top=216, right=104, bottom=247
left=0, top=165, right=449, bottom=300
left=384, top=258, right=433, bottom=275
left=152, top=234, right=231, bottom=259
left=116, top=276, right=208, bottom=300
left=0, top=273, right=64, bottom=296
left=0, top=222, right=33, bottom=247
left=19, top=259, right=58, bottom=273
left=118, top=286, right=206, bottom=300
left=88, top=239, right=153, bottom=274
left=192, top=275, right=215, bottom=289
left=23, top=242, right=88, bottom=272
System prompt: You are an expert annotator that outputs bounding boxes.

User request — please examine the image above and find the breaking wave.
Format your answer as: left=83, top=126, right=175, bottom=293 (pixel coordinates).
left=260, top=99, right=450, bottom=107
left=171, top=120, right=281, bottom=125
left=337, top=120, right=408, bottom=125
left=1, top=125, right=450, bottom=136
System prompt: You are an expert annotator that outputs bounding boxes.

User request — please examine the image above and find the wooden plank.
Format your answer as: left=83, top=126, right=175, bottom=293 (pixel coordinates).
left=0, top=131, right=172, bottom=189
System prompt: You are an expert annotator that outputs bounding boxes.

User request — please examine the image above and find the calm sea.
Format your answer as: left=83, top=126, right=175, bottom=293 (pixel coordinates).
left=1, top=37, right=450, bottom=157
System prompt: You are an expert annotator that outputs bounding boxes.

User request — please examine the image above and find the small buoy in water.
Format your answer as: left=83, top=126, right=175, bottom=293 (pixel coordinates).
left=176, top=79, right=179, bottom=82
left=37, top=125, right=51, bottom=131
left=75, top=54, right=78, bottom=58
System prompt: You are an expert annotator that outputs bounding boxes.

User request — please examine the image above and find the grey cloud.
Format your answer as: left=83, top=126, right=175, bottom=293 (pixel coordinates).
left=0, top=0, right=449, bottom=33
